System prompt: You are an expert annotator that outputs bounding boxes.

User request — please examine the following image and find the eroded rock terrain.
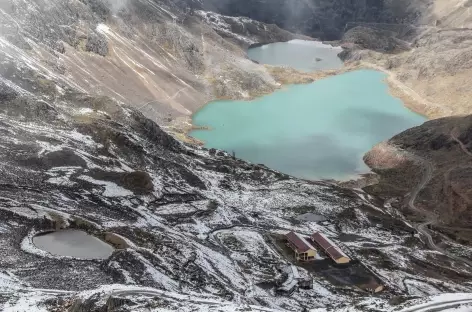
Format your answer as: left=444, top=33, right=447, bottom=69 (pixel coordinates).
left=2, top=53, right=472, bottom=311
left=1, top=0, right=472, bottom=311
left=365, top=116, right=472, bottom=230
left=0, top=0, right=305, bottom=138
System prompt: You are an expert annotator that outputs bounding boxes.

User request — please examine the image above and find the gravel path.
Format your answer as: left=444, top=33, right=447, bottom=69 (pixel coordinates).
left=406, top=154, right=472, bottom=267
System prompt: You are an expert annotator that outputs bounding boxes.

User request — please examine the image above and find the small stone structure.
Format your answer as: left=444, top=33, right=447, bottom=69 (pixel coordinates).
left=277, top=265, right=313, bottom=295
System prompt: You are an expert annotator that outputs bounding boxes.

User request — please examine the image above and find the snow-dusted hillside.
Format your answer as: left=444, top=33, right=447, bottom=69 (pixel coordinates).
left=0, top=0, right=295, bottom=131
left=1, top=1, right=472, bottom=312
left=1, top=41, right=472, bottom=311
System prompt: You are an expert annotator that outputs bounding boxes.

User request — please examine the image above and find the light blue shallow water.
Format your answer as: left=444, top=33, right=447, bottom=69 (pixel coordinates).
left=191, top=70, right=426, bottom=180
left=247, top=40, right=344, bottom=72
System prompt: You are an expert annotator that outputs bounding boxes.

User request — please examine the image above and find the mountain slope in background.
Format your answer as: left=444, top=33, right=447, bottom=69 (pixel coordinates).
left=198, top=0, right=472, bottom=120
left=201, top=0, right=472, bottom=40
left=200, top=0, right=434, bottom=40
left=2, top=44, right=472, bottom=311
left=1, top=1, right=472, bottom=311
left=0, top=0, right=301, bottom=136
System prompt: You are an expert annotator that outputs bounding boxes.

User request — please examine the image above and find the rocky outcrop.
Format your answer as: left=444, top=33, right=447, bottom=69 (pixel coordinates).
left=339, top=26, right=411, bottom=56
left=200, top=0, right=433, bottom=40
left=364, top=115, right=472, bottom=227
left=0, top=0, right=299, bottom=134
left=194, top=10, right=300, bottom=48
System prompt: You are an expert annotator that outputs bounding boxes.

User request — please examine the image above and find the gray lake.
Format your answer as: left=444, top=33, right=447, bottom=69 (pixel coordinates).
left=33, top=229, right=114, bottom=259
left=247, top=39, right=343, bottom=72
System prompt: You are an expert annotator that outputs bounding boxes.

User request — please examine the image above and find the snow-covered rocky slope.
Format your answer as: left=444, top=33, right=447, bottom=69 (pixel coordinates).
left=1, top=35, right=472, bottom=312
left=1, top=1, right=472, bottom=312
left=0, top=0, right=296, bottom=132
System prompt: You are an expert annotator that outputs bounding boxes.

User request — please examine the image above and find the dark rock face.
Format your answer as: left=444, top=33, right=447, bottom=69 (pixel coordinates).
left=2, top=1, right=472, bottom=311
left=89, top=170, right=155, bottom=195
left=85, top=32, right=109, bottom=56
left=199, top=0, right=432, bottom=40
left=340, top=26, right=411, bottom=54
left=365, top=115, right=472, bottom=227
left=30, top=149, right=89, bottom=169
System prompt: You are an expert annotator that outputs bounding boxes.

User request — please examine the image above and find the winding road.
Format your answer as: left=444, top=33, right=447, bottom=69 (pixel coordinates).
left=107, top=287, right=283, bottom=312
left=399, top=297, right=472, bottom=312
left=407, top=156, right=472, bottom=267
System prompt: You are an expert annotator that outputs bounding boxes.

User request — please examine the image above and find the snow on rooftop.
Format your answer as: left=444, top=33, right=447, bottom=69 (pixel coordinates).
left=295, top=232, right=317, bottom=251
left=314, top=232, right=348, bottom=259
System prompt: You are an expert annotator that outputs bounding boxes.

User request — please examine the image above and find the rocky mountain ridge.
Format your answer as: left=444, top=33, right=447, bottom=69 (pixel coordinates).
left=0, top=0, right=308, bottom=141
left=334, top=1, right=472, bottom=231
left=200, top=0, right=433, bottom=40
left=1, top=0, right=472, bottom=311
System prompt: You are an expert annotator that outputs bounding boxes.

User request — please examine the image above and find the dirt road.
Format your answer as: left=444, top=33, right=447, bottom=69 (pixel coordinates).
left=406, top=156, right=472, bottom=267
left=399, top=297, right=472, bottom=312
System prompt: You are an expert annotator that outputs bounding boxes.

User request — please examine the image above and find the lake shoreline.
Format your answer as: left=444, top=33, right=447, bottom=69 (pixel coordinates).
left=358, top=62, right=442, bottom=120
left=183, top=62, right=432, bottom=141
left=189, top=69, right=426, bottom=181
left=177, top=41, right=433, bottom=182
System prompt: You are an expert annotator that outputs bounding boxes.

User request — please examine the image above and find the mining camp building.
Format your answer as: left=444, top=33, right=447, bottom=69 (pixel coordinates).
left=360, top=279, right=384, bottom=293
left=311, top=232, right=350, bottom=264
left=286, top=231, right=317, bottom=262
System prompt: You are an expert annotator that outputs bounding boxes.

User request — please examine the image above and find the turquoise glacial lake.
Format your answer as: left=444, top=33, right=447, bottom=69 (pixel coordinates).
left=191, top=70, right=426, bottom=180
left=247, top=40, right=343, bottom=71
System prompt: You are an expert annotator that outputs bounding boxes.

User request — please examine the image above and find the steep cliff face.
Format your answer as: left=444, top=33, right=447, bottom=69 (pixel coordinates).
left=0, top=0, right=300, bottom=136
left=200, top=0, right=432, bottom=40
left=365, top=115, right=472, bottom=228
left=337, top=0, right=472, bottom=119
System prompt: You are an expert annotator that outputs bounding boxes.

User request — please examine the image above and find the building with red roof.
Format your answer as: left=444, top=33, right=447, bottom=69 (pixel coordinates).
left=311, top=232, right=350, bottom=264
left=286, top=231, right=318, bottom=262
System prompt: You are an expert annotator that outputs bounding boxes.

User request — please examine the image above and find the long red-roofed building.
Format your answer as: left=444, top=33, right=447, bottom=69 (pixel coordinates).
left=286, top=231, right=317, bottom=261
left=311, top=232, right=350, bottom=264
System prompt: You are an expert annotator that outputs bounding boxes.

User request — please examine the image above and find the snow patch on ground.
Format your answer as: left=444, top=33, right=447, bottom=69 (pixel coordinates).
left=78, top=175, right=134, bottom=197
left=195, top=10, right=257, bottom=45
left=398, top=293, right=472, bottom=312
left=0, top=223, right=10, bottom=233
left=3, top=294, right=51, bottom=312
